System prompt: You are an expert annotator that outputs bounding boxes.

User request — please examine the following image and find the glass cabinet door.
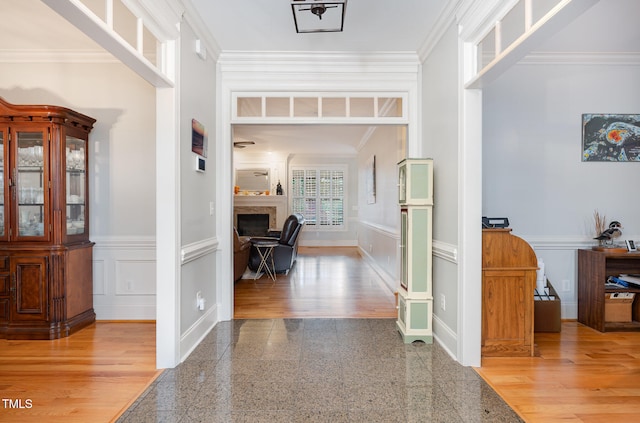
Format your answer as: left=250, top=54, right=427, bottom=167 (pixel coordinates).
left=15, top=129, right=46, bottom=238
left=398, top=162, right=406, bottom=204
left=400, top=209, right=408, bottom=290
left=66, top=135, right=86, bottom=236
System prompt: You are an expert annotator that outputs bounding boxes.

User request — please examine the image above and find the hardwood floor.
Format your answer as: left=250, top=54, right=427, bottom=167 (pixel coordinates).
left=476, top=321, right=640, bottom=422
left=234, top=246, right=397, bottom=319
left=0, top=322, right=159, bottom=423
left=3, top=248, right=640, bottom=422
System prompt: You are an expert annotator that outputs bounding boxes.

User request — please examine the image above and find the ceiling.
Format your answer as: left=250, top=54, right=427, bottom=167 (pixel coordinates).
left=1, top=0, right=639, bottom=156
left=189, top=0, right=447, bottom=53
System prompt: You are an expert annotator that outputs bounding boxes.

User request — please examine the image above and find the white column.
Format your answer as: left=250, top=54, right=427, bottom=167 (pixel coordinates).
left=156, top=39, right=181, bottom=369
left=457, top=38, right=482, bottom=368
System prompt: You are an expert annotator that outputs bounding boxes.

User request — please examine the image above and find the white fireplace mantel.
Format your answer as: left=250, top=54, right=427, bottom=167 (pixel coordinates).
left=233, top=195, right=288, bottom=228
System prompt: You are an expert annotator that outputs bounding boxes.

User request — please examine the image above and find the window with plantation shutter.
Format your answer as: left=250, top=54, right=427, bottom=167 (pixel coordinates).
left=291, top=167, right=345, bottom=229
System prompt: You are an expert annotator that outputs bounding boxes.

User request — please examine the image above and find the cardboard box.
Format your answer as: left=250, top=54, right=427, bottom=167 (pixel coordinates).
left=605, top=292, right=635, bottom=323
left=534, top=280, right=561, bottom=332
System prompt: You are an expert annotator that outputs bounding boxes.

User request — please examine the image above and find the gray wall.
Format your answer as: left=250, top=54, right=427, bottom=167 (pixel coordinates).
left=357, top=125, right=404, bottom=289
left=179, top=22, right=218, bottom=335
left=483, top=62, right=640, bottom=318
left=421, top=21, right=460, bottom=354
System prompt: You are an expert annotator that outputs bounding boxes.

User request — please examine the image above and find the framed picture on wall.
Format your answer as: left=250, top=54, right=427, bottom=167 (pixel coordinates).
left=191, top=118, right=207, bottom=157
left=582, top=114, right=640, bottom=162
left=366, top=155, right=376, bottom=204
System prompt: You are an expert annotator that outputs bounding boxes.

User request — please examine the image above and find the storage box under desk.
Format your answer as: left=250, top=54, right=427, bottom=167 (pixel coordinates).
left=605, top=293, right=635, bottom=323
left=534, top=281, right=561, bottom=332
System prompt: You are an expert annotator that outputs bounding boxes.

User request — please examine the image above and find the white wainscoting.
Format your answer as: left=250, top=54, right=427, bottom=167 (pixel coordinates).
left=179, top=237, right=220, bottom=362
left=526, top=237, right=603, bottom=320
left=357, top=220, right=398, bottom=293
left=92, top=236, right=157, bottom=320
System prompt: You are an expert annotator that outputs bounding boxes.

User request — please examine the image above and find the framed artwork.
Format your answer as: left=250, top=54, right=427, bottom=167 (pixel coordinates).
left=582, top=114, right=640, bottom=162
left=191, top=119, right=207, bottom=157
left=366, top=155, right=376, bottom=204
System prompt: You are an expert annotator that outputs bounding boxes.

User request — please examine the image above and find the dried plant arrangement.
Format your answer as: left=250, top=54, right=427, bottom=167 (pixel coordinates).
left=593, top=210, right=606, bottom=238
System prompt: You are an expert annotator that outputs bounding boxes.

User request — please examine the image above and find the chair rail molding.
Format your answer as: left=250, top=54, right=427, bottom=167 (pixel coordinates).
left=358, top=220, right=399, bottom=239
left=181, top=237, right=219, bottom=265
left=433, top=240, right=458, bottom=263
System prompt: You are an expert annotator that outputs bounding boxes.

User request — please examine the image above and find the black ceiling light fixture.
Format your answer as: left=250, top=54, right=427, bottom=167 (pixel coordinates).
left=291, top=0, right=347, bottom=33
left=233, top=141, right=255, bottom=149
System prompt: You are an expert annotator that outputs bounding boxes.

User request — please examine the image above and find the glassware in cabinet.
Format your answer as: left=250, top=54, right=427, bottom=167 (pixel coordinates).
left=15, top=129, right=46, bottom=238
left=65, top=136, right=86, bottom=236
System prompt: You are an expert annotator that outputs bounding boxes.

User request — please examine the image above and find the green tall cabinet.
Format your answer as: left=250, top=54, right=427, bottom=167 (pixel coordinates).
left=396, top=158, right=433, bottom=343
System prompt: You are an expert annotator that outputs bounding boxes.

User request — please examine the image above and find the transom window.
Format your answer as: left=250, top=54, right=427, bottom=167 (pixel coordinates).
left=234, top=94, right=406, bottom=120
left=290, top=167, right=345, bottom=229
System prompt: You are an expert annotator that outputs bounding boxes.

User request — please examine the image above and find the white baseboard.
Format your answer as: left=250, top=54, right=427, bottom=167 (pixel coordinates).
left=180, top=305, right=219, bottom=363
left=562, top=302, right=577, bottom=320
left=299, top=239, right=358, bottom=247
left=94, top=304, right=156, bottom=320
left=432, top=313, right=458, bottom=362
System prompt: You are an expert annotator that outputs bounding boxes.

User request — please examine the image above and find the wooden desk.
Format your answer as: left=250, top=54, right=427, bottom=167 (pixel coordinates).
left=482, top=229, right=538, bottom=357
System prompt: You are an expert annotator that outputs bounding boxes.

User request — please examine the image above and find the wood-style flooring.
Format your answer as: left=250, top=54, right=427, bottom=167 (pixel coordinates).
left=477, top=321, right=640, bottom=422
left=234, top=246, right=397, bottom=319
left=2, top=247, right=640, bottom=422
left=0, top=322, right=159, bottom=423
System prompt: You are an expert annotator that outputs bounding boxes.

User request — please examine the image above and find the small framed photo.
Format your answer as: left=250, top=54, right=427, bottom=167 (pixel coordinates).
left=626, top=240, right=637, bottom=252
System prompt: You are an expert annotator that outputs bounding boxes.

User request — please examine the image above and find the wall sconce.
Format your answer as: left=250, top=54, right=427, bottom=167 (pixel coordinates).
left=291, top=0, right=347, bottom=33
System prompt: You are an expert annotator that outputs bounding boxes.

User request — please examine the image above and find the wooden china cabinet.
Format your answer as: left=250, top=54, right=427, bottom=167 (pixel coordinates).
left=0, top=97, right=96, bottom=339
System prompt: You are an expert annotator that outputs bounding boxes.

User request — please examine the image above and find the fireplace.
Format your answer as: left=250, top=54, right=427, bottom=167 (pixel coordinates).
left=237, top=214, right=270, bottom=236
left=234, top=206, right=277, bottom=234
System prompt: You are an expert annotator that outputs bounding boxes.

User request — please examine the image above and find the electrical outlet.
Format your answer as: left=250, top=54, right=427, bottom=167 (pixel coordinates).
left=440, top=294, right=446, bottom=311
left=562, top=280, right=571, bottom=292
left=126, top=280, right=134, bottom=291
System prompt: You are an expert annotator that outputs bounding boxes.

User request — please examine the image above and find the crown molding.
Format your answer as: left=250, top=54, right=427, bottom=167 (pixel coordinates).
left=457, top=0, right=517, bottom=42
left=218, top=51, right=421, bottom=75
left=520, top=51, right=640, bottom=66
left=418, top=0, right=462, bottom=62
left=180, top=0, right=221, bottom=60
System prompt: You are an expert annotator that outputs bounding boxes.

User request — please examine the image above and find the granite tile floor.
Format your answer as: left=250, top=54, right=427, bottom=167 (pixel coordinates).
left=117, top=319, right=522, bottom=423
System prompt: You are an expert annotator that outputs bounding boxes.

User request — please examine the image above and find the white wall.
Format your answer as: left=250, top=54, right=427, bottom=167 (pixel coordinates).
left=483, top=62, right=640, bottom=318
left=0, top=62, right=157, bottom=320
left=421, top=21, right=460, bottom=354
left=357, top=125, right=404, bottom=290
left=178, top=21, right=219, bottom=355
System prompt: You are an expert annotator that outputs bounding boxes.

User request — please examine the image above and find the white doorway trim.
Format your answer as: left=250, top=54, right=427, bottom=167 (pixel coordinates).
left=216, top=52, right=422, bottom=321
